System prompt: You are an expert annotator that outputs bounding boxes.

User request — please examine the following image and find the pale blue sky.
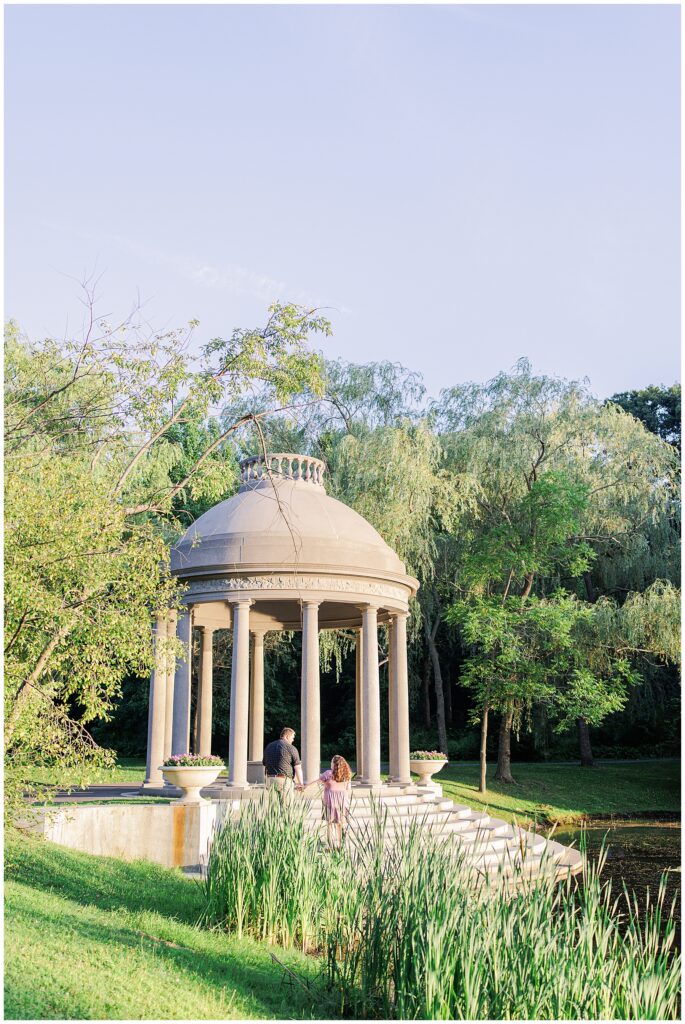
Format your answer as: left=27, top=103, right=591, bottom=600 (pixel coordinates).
left=5, top=4, right=680, bottom=400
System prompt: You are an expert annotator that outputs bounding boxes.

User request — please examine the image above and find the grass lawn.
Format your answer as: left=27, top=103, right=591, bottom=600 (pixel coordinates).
left=4, top=833, right=337, bottom=1021
left=437, top=759, right=681, bottom=828
left=26, top=757, right=148, bottom=789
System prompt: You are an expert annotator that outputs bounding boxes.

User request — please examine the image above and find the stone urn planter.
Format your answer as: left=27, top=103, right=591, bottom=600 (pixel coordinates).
left=409, top=753, right=448, bottom=788
left=161, top=757, right=224, bottom=804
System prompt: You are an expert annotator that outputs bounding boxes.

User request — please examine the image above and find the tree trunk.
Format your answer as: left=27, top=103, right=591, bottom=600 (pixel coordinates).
left=583, top=571, right=596, bottom=604
left=425, top=631, right=448, bottom=756
left=495, top=709, right=515, bottom=783
left=479, top=703, right=489, bottom=793
left=578, top=573, right=597, bottom=767
left=533, top=703, right=549, bottom=759
left=422, top=652, right=431, bottom=728
left=5, top=620, right=77, bottom=747
left=444, top=671, right=453, bottom=727
left=577, top=716, right=595, bottom=767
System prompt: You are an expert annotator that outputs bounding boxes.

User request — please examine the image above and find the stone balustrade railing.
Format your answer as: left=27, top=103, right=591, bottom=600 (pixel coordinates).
left=239, top=453, right=326, bottom=490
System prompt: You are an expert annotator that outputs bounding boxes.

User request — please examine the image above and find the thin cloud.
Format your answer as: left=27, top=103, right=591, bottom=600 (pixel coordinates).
left=38, top=219, right=352, bottom=314
left=187, top=261, right=287, bottom=302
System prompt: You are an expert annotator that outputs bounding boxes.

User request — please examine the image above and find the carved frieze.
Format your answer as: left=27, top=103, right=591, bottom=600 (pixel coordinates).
left=184, top=574, right=408, bottom=603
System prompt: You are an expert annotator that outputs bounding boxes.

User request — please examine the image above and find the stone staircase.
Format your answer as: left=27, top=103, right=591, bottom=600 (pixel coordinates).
left=204, top=782, right=583, bottom=882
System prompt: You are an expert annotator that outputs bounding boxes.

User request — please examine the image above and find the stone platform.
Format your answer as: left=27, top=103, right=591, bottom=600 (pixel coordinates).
left=27, top=780, right=583, bottom=881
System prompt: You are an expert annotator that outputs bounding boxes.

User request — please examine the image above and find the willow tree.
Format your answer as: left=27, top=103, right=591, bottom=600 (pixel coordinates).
left=4, top=302, right=328, bottom=812
left=327, top=419, right=472, bottom=754
left=434, top=359, right=679, bottom=773
left=553, top=582, right=681, bottom=760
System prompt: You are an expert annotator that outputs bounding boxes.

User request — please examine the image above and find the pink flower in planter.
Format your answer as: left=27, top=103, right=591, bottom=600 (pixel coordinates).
left=162, top=753, right=224, bottom=768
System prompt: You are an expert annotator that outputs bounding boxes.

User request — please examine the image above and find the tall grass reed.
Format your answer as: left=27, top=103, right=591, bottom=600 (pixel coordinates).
left=201, top=789, right=681, bottom=1019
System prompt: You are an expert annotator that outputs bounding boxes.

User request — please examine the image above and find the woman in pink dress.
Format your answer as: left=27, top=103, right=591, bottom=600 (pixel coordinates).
left=318, top=755, right=352, bottom=848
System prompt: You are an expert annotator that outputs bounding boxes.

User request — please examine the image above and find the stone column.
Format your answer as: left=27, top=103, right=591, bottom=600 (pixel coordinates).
left=387, top=619, right=398, bottom=781
left=228, top=599, right=252, bottom=788
left=163, top=610, right=177, bottom=760
left=355, top=627, right=365, bottom=780
left=171, top=607, right=192, bottom=755
left=141, top=613, right=167, bottom=788
left=361, top=604, right=381, bottom=787
left=391, top=611, right=411, bottom=784
left=249, top=631, right=266, bottom=762
left=193, top=626, right=201, bottom=754
left=198, top=627, right=214, bottom=757
left=301, top=601, right=321, bottom=784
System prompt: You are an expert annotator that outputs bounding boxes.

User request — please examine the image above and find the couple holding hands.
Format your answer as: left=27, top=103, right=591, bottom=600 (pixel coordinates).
left=263, top=726, right=352, bottom=847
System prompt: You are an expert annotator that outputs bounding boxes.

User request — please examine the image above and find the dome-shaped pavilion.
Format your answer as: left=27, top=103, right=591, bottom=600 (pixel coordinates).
left=142, top=454, right=419, bottom=792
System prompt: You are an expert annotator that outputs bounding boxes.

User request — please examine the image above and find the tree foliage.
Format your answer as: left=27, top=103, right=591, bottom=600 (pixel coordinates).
left=607, top=383, right=681, bottom=449
left=4, top=302, right=328, bottom=811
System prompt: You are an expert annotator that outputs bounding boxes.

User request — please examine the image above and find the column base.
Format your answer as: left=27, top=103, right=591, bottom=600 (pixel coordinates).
left=247, top=761, right=265, bottom=784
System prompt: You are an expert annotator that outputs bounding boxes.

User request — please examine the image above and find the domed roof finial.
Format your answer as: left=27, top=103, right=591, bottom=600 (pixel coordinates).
left=239, top=453, right=326, bottom=492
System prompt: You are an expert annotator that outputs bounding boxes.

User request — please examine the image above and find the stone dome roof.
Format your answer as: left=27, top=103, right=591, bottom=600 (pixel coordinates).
left=171, top=454, right=414, bottom=587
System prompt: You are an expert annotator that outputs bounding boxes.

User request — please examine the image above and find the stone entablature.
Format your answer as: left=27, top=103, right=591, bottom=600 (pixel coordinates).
left=183, top=573, right=411, bottom=605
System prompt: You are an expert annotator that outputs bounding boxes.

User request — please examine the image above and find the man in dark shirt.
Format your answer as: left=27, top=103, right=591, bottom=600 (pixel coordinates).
left=263, top=727, right=304, bottom=790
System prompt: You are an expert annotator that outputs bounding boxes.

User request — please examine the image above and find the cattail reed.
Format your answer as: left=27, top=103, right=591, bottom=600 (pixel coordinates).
left=201, top=791, right=681, bottom=1019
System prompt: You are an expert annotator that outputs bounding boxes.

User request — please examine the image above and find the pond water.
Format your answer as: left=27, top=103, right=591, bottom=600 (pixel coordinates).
left=554, top=821, right=681, bottom=939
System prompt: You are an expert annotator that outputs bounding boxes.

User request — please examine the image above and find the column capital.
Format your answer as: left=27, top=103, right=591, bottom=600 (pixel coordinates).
left=301, top=599, right=321, bottom=609
left=251, top=628, right=268, bottom=641
left=356, top=602, right=380, bottom=613
left=388, top=609, right=409, bottom=622
left=227, top=597, right=254, bottom=608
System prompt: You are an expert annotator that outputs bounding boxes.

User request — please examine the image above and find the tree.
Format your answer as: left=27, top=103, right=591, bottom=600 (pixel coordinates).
left=435, top=359, right=679, bottom=775
left=607, top=384, right=681, bottom=450
left=4, top=301, right=328, bottom=812
left=448, top=596, right=576, bottom=789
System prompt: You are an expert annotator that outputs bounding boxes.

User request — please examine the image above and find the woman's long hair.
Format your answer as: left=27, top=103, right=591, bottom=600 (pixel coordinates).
left=331, top=754, right=352, bottom=783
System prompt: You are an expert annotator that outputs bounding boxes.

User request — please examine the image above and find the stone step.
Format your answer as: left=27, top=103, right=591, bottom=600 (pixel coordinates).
left=304, top=798, right=455, bottom=823
left=448, top=803, right=480, bottom=820
left=479, top=844, right=571, bottom=874
left=471, top=816, right=511, bottom=836
left=461, top=834, right=562, bottom=865
left=344, top=807, right=457, bottom=830
left=341, top=814, right=492, bottom=838
left=454, top=830, right=512, bottom=851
